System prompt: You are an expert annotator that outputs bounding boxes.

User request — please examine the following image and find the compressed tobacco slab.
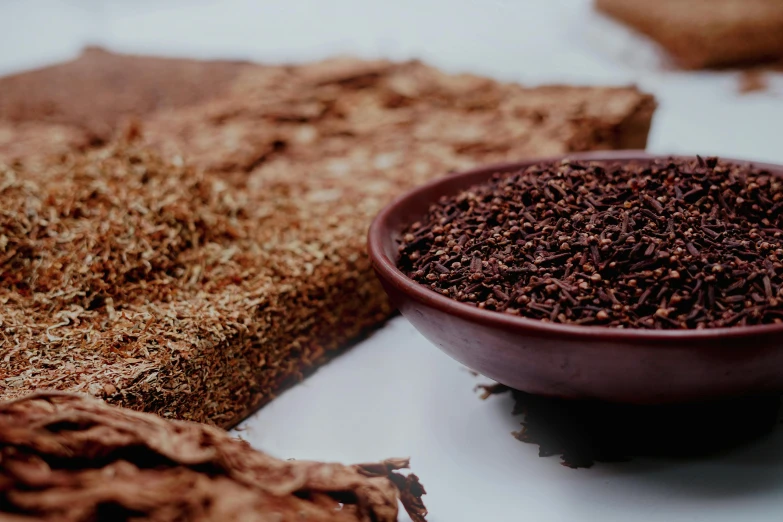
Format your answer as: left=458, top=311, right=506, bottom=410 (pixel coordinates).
left=0, top=47, right=251, bottom=146
left=0, top=49, right=656, bottom=427
left=596, top=0, right=783, bottom=69
left=0, top=392, right=426, bottom=521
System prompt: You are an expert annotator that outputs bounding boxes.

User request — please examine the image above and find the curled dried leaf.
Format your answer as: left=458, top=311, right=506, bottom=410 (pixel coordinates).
left=0, top=392, right=426, bottom=522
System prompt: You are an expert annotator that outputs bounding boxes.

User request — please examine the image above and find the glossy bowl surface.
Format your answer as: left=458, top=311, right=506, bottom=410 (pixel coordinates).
left=368, top=151, right=783, bottom=404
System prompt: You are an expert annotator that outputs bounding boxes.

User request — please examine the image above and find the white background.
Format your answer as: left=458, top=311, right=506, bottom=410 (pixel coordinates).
left=2, top=1, right=783, bottom=520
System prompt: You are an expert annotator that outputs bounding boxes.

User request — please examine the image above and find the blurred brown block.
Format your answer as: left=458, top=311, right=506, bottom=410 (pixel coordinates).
left=596, top=0, right=783, bottom=69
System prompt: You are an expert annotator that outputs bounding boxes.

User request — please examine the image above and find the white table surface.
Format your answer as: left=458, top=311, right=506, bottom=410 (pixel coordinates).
left=3, top=1, right=783, bottom=520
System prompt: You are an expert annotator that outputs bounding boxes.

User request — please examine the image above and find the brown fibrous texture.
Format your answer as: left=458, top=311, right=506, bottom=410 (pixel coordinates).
left=0, top=49, right=656, bottom=427
left=596, top=0, right=783, bottom=69
left=0, top=392, right=426, bottom=521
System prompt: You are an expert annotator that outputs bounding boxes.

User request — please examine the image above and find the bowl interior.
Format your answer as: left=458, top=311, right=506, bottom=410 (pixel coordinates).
left=369, top=151, right=783, bottom=341
left=377, top=152, right=657, bottom=262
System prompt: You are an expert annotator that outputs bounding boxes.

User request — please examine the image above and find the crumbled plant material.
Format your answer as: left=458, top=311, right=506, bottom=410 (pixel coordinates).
left=738, top=69, right=770, bottom=94
left=480, top=384, right=781, bottom=468
left=0, top=392, right=427, bottom=521
left=0, top=49, right=656, bottom=427
left=0, top=120, right=94, bottom=163
left=399, top=157, right=783, bottom=329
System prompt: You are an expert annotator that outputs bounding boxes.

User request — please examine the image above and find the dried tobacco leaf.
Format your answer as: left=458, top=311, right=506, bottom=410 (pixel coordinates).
left=0, top=392, right=427, bottom=522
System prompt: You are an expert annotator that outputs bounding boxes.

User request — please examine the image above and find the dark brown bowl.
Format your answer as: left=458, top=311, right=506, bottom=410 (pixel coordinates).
left=368, top=151, right=783, bottom=404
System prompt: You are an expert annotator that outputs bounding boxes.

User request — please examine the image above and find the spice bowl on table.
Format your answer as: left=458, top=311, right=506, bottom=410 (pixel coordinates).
left=368, top=151, right=783, bottom=404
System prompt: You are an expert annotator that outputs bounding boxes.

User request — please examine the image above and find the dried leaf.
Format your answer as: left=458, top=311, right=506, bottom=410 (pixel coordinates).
left=0, top=392, right=426, bottom=521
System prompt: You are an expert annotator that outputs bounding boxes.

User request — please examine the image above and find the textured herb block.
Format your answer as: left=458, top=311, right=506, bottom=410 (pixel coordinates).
left=0, top=49, right=656, bottom=427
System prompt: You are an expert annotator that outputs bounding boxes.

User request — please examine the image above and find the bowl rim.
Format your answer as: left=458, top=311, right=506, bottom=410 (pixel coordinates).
left=368, top=150, right=783, bottom=342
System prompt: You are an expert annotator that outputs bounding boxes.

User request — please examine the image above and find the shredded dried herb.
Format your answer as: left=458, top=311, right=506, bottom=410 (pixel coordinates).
left=400, top=157, right=783, bottom=329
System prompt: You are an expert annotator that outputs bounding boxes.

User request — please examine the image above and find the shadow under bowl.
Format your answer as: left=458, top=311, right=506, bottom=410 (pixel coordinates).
left=368, top=151, right=783, bottom=404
